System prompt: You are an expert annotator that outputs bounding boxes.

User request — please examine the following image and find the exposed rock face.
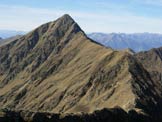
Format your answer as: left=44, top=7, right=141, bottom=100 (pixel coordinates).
left=0, top=14, right=162, bottom=121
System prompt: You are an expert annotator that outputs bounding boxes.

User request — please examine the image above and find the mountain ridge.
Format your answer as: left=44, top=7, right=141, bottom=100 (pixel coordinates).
left=88, top=32, right=162, bottom=52
left=135, top=47, right=162, bottom=90
left=0, top=14, right=162, bottom=122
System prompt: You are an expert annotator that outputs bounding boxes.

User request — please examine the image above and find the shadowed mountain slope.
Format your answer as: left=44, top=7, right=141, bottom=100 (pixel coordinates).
left=0, top=14, right=161, bottom=119
left=136, top=47, right=162, bottom=74
left=136, top=47, right=162, bottom=95
left=0, top=107, right=153, bottom=122
left=135, top=47, right=162, bottom=121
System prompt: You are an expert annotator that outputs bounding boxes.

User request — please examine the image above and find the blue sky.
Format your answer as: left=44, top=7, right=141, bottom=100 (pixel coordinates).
left=0, top=0, right=162, bottom=33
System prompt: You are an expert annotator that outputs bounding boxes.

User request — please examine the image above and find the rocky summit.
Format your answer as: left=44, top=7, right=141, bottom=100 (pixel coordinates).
left=0, top=14, right=162, bottom=122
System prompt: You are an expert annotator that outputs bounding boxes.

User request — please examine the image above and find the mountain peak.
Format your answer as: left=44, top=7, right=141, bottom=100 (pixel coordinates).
left=0, top=14, right=85, bottom=81
left=56, top=14, right=75, bottom=26
left=50, top=14, right=83, bottom=37
left=61, top=14, right=73, bottom=20
left=25, top=14, right=83, bottom=45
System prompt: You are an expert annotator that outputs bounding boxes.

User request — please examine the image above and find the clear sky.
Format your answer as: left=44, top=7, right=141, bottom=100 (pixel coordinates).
left=0, top=0, right=162, bottom=33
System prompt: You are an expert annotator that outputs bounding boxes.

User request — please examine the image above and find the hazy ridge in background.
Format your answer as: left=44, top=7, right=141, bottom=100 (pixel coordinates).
left=88, top=32, right=162, bottom=52
left=1, top=31, right=162, bottom=52
left=0, top=30, right=26, bottom=39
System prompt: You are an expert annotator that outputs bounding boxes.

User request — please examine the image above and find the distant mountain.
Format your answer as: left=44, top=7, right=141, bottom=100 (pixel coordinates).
left=0, top=35, right=22, bottom=46
left=0, top=37, right=3, bottom=44
left=0, top=30, right=25, bottom=39
left=0, top=37, right=2, bottom=42
left=88, top=33, right=162, bottom=52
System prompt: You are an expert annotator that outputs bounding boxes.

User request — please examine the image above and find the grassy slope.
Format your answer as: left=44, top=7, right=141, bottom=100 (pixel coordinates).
left=0, top=15, right=160, bottom=114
